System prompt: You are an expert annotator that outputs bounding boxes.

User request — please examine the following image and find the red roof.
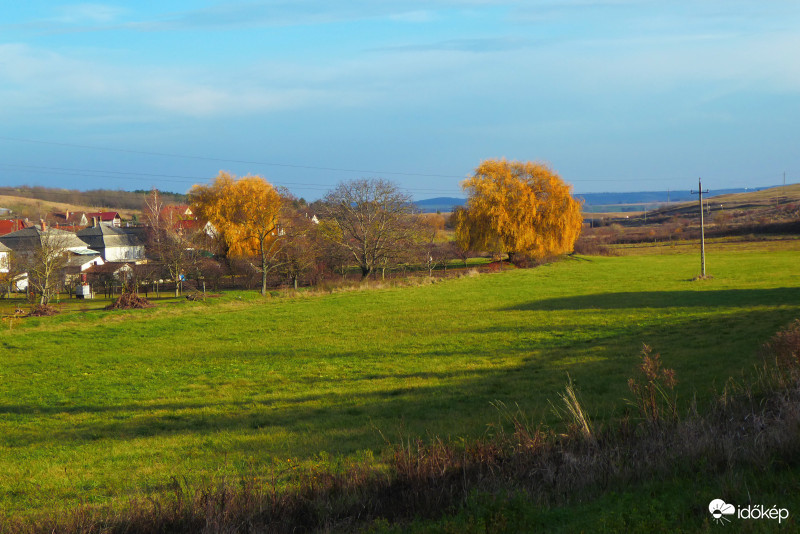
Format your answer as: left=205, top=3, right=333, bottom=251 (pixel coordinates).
left=160, top=205, right=194, bottom=221
left=0, top=219, right=29, bottom=235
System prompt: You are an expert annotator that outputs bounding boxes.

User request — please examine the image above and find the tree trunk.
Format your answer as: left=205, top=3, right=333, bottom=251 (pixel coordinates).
left=261, top=243, right=268, bottom=295
left=360, top=265, right=371, bottom=280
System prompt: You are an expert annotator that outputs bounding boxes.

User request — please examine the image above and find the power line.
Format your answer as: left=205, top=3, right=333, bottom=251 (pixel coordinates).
left=0, top=135, right=738, bottom=185
left=0, top=136, right=790, bottom=193
left=0, top=135, right=465, bottom=180
left=0, top=163, right=464, bottom=196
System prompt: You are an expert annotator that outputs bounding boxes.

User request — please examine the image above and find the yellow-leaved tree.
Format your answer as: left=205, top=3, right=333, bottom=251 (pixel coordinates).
left=190, top=172, right=283, bottom=295
left=456, top=159, right=582, bottom=262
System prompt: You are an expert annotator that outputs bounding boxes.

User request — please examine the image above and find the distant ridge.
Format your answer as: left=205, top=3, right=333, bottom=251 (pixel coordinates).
left=414, top=188, right=773, bottom=213
left=576, top=188, right=771, bottom=212
left=413, top=197, right=465, bottom=213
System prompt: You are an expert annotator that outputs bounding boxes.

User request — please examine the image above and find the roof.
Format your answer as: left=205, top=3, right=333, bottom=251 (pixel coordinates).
left=0, top=227, right=87, bottom=252
left=64, top=252, right=102, bottom=268
left=85, top=212, right=121, bottom=222
left=75, top=225, right=142, bottom=249
left=0, top=219, right=29, bottom=236
left=51, top=212, right=87, bottom=225
left=0, top=242, right=10, bottom=253
left=84, top=262, right=133, bottom=275
left=161, top=205, right=194, bottom=222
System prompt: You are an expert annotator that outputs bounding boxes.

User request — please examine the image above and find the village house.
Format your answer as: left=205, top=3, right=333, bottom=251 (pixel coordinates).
left=0, top=224, right=96, bottom=291
left=0, top=220, right=144, bottom=292
left=75, top=225, right=145, bottom=262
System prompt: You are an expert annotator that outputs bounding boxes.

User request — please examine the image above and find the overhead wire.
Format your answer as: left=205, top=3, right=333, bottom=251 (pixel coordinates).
left=0, top=135, right=790, bottom=195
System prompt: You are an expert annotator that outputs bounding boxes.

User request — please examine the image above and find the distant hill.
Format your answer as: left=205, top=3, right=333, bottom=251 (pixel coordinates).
left=413, top=189, right=774, bottom=214
left=413, top=197, right=466, bottom=213
left=576, top=188, right=770, bottom=213
left=0, top=186, right=186, bottom=212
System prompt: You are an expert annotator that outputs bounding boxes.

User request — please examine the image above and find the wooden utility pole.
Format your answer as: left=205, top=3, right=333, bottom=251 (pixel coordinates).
left=691, top=178, right=709, bottom=278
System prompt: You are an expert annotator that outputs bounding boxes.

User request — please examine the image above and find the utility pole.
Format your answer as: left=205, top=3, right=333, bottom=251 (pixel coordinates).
left=691, top=178, right=709, bottom=278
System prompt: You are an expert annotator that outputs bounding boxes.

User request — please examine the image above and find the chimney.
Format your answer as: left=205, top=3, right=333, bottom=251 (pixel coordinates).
left=65, top=210, right=70, bottom=219
left=92, top=216, right=98, bottom=227
left=40, top=219, right=46, bottom=232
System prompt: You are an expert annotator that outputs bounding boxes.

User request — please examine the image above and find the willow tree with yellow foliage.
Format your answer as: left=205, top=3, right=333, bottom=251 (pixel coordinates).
left=455, top=159, right=582, bottom=263
left=190, top=172, right=283, bottom=295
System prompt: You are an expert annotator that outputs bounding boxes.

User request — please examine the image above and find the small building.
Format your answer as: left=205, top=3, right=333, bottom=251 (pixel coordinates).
left=63, top=250, right=105, bottom=275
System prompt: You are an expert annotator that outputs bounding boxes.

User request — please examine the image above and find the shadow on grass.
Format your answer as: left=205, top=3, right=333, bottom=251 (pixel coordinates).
left=3, top=306, right=799, bottom=455
left=505, top=287, right=800, bottom=311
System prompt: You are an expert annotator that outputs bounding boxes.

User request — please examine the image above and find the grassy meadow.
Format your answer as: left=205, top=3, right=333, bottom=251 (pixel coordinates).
left=1, top=244, right=800, bottom=521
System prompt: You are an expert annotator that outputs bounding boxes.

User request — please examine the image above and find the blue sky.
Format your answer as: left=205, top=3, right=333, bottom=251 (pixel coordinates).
left=1, top=1, right=798, bottom=200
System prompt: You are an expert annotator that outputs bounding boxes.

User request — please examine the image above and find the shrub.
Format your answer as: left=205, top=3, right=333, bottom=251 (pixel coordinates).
left=627, top=344, right=678, bottom=425
left=762, top=319, right=800, bottom=380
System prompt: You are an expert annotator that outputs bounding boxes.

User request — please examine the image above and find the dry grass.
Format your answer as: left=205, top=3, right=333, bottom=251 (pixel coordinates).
left=0, top=194, right=141, bottom=221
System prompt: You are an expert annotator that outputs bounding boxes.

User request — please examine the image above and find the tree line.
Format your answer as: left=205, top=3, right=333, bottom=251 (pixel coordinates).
left=0, top=186, right=186, bottom=212
left=1, top=159, right=583, bottom=303
left=144, top=159, right=583, bottom=296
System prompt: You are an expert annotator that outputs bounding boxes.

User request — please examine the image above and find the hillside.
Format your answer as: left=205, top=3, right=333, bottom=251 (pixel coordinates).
left=639, top=183, right=800, bottom=222
left=0, top=194, right=142, bottom=222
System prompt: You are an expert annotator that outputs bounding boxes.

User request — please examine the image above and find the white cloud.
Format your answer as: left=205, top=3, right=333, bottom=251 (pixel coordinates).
left=54, top=3, right=128, bottom=24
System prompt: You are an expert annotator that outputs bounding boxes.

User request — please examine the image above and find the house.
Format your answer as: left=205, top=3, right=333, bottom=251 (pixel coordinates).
left=0, top=225, right=89, bottom=254
left=75, top=225, right=145, bottom=262
left=0, top=225, right=93, bottom=292
left=85, top=212, right=122, bottom=227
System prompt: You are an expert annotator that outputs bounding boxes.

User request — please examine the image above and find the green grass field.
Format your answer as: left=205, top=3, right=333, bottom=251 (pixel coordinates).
left=1, top=246, right=799, bottom=520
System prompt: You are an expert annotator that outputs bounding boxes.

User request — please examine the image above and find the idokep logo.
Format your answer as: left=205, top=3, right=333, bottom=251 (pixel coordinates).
left=709, top=499, right=790, bottom=525
left=709, top=499, right=735, bottom=525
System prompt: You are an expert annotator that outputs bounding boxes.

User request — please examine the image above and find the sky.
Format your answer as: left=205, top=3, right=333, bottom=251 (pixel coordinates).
left=1, top=1, right=798, bottom=200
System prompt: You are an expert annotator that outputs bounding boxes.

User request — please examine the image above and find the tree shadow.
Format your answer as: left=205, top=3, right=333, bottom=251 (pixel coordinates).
left=504, top=288, right=800, bottom=311
left=3, top=305, right=798, bottom=457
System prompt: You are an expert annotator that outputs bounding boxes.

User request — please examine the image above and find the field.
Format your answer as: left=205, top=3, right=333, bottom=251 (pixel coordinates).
left=1, top=243, right=800, bottom=526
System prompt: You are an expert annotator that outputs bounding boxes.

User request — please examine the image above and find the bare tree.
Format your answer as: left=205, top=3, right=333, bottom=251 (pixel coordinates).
left=278, top=209, right=322, bottom=289
left=144, top=189, right=197, bottom=297
left=418, top=215, right=448, bottom=277
left=321, top=179, right=417, bottom=279
left=25, top=230, right=72, bottom=306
